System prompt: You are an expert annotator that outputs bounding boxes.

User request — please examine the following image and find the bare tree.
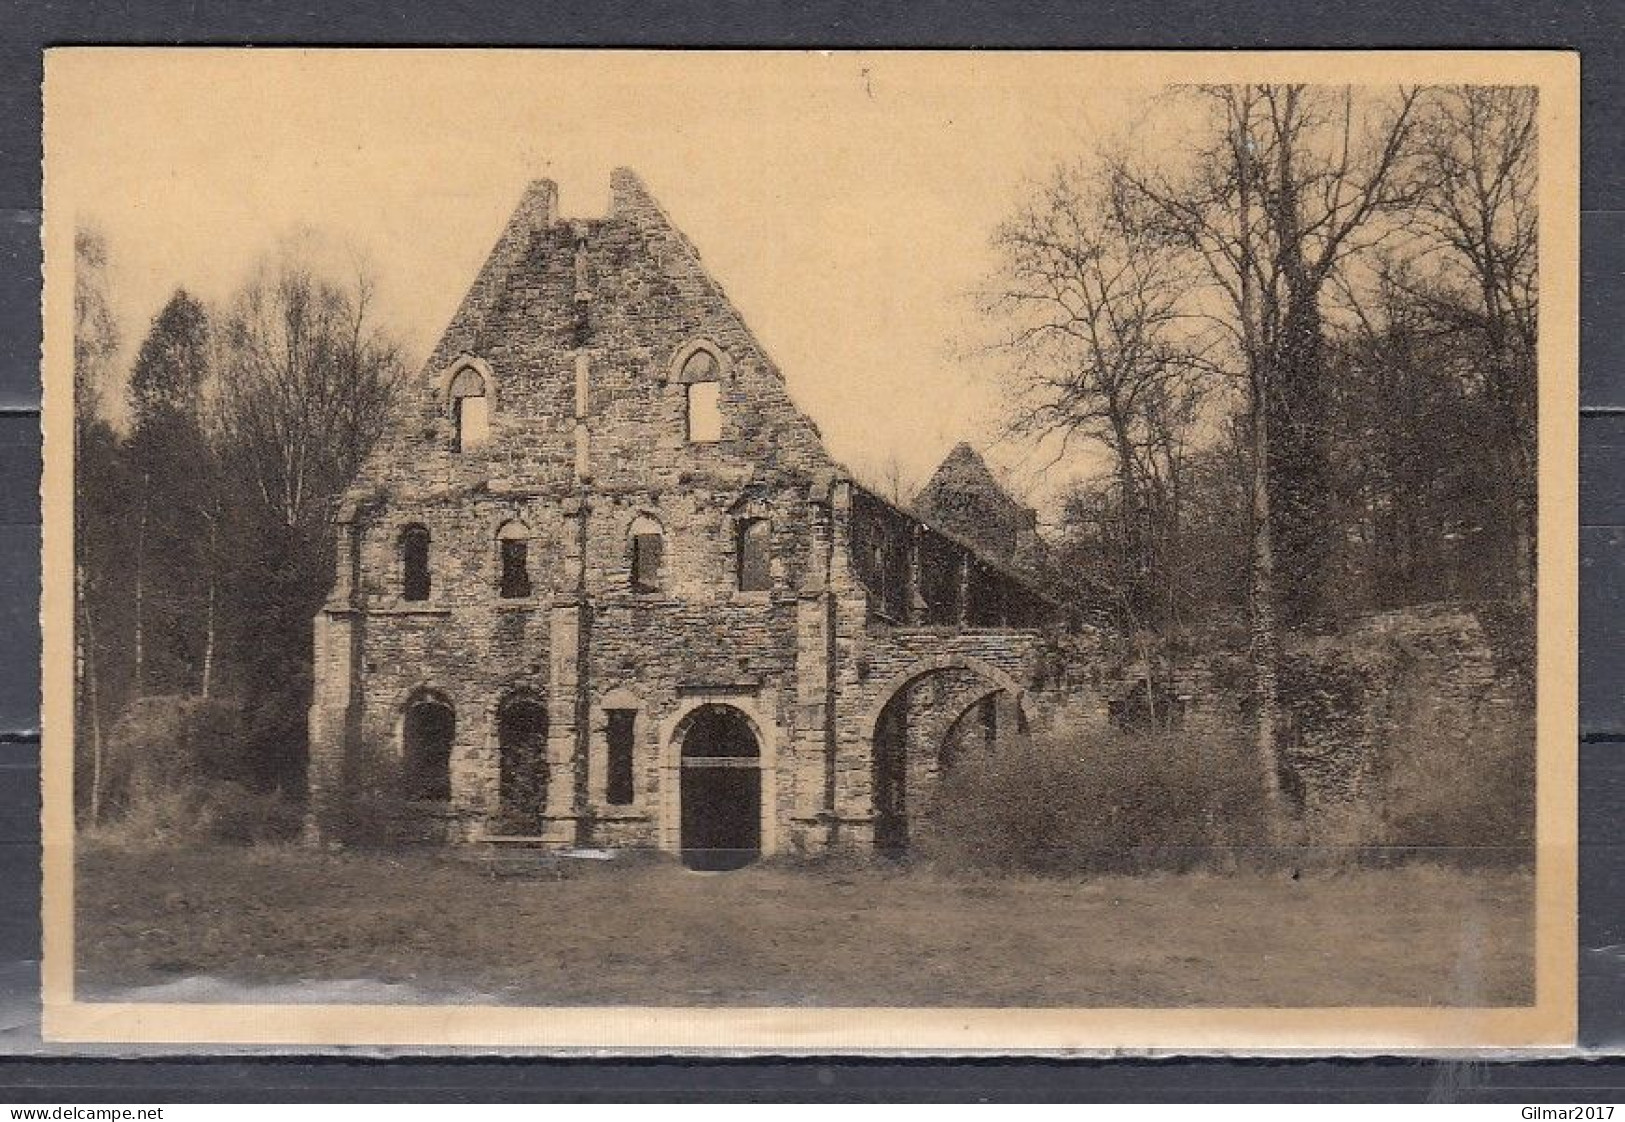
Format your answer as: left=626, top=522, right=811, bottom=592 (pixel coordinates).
left=214, top=239, right=407, bottom=537
left=985, top=164, right=1212, bottom=630
left=1407, top=85, right=1538, bottom=605
left=207, top=235, right=409, bottom=792
left=73, top=226, right=120, bottom=822
left=872, top=451, right=918, bottom=509
left=1101, top=84, right=1419, bottom=823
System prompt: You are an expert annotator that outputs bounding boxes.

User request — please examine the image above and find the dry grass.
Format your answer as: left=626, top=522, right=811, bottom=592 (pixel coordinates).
left=75, top=842, right=1534, bottom=1008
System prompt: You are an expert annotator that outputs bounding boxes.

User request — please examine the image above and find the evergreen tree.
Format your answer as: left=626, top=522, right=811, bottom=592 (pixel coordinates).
left=125, top=290, right=215, bottom=697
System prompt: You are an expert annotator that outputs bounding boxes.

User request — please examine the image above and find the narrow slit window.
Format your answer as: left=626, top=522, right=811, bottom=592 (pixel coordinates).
left=606, top=709, right=636, bottom=806
left=401, top=524, right=431, bottom=602
left=629, top=515, right=664, bottom=593
left=737, top=518, right=772, bottom=592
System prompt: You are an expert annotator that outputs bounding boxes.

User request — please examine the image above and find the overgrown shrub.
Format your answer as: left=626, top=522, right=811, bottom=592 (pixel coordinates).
left=1368, top=697, right=1535, bottom=860
left=314, top=735, right=453, bottom=848
left=92, top=695, right=303, bottom=844
left=919, top=691, right=1534, bottom=877
left=85, top=779, right=303, bottom=847
left=103, top=696, right=244, bottom=812
left=916, top=721, right=1271, bottom=876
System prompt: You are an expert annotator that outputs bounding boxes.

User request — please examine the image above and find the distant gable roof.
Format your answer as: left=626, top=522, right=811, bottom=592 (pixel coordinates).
left=918, top=444, right=1026, bottom=519
left=914, top=443, right=1039, bottom=565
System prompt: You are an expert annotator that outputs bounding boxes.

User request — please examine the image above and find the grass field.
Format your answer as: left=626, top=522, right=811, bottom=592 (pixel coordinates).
left=75, top=842, right=1534, bottom=1007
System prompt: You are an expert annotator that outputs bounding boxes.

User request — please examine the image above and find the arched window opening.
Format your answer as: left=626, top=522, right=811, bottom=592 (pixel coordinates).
left=736, top=518, right=772, bottom=592
left=675, top=345, right=723, bottom=443
left=402, top=693, right=454, bottom=802
left=400, top=524, right=431, bottom=602
left=496, top=519, right=532, bottom=599
left=681, top=347, right=719, bottom=382
left=629, top=514, right=664, bottom=593
left=497, top=697, right=548, bottom=832
left=449, top=366, right=489, bottom=452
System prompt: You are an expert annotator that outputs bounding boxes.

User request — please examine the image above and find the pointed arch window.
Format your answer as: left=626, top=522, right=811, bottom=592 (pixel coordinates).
left=677, top=346, right=723, bottom=443
left=629, top=514, right=664, bottom=593
left=497, top=519, right=533, bottom=599
left=400, top=524, right=431, bottom=602
left=449, top=366, right=489, bottom=451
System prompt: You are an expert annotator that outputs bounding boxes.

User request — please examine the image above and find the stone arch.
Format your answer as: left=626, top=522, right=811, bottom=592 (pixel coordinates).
left=671, top=340, right=727, bottom=444
left=436, top=353, right=498, bottom=409
left=936, top=685, right=1028, bottom=773
left=864, top=656, right=1031, bottom=855
left=668, top=337, right=730, bottom=384
left=439, top=355, right=496, bottom=452
left=390, top=682, right=454, bottom=720
left=624, top=509, right=665, bottom=539
left=862, top=654, right=1030, bottom=746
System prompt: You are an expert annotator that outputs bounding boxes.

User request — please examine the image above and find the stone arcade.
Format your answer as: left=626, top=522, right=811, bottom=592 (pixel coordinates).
left=306, top=171, right=1067, bottom=866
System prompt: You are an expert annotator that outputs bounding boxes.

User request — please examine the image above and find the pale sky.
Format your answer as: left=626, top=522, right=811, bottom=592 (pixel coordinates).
left=49, top=50, right=1556, bottom=515
left=46, top=50, right=1176, bottom=513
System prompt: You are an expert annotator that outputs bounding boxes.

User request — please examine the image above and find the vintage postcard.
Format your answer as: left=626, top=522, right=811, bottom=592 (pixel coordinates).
left=39, top=49, right=1578, bottom=1051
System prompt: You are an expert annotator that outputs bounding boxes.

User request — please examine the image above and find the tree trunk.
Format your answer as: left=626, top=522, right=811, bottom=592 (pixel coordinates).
left=75, top=561, right=105, bottom=824
left=201, top=511, right=217, bottom=698
left=1227, top=94, right=1285, bottom=837
left=1250, top=395, right=1285, bottom=826
left=132, top=471, right=149, bottom=696
left=1110, top=417, right=1147, bottom=626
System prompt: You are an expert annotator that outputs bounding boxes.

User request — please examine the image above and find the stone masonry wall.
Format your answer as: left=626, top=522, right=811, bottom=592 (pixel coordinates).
left=309, top=170, right=1073, bottom=854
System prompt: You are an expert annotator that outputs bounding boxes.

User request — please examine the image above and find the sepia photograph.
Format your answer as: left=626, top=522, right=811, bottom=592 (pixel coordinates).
left=39, top=49, right=1577, bottom=1051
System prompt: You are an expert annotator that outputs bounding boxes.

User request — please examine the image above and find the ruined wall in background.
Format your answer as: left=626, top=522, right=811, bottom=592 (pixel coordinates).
left=1277, top=604, right=1532, bottom=812
left=1063, top=603, right=1533, bottom=814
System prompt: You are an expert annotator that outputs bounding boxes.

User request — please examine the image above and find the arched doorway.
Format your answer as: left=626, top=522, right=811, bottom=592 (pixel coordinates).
left=402, top=691, right=454, bottom=802
left=679, top=704, right=761, bottom=871
left=496, top=695, right=547, bottom=833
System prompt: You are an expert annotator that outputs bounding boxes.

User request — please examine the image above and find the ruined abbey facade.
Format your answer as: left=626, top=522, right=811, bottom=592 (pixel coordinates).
left=306, top=170, right=1069, bottom=866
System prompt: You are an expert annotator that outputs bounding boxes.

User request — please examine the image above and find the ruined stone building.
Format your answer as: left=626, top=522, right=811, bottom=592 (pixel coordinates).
left=307, top=170, right=1066, bottom=867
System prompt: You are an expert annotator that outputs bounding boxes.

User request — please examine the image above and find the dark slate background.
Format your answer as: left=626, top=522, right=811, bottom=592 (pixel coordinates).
left=0, top=0, right=1622, bottom=1101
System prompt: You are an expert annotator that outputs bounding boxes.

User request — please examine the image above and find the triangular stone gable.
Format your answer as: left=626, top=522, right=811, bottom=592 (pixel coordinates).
left=424, top=179, right=559, bottom=376
left=350, top=170, right=849, bottom=504
left=603, top=168, right=840, bottom=481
